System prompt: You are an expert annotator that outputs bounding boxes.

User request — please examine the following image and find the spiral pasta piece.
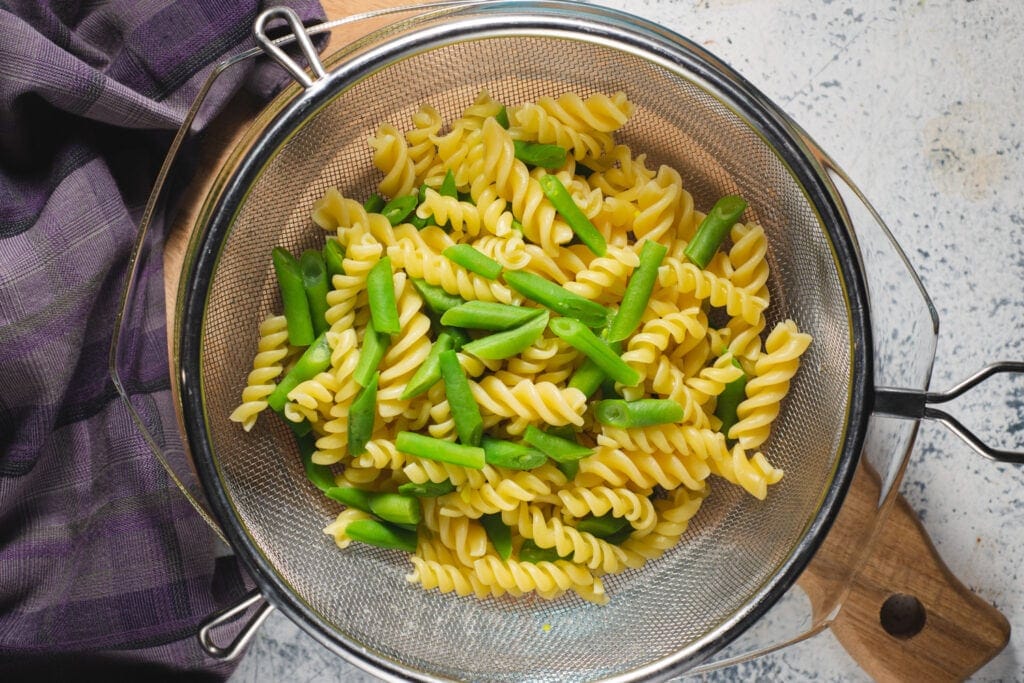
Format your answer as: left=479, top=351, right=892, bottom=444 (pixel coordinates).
left=323, top=508, right=374, bottom=550
left=437, top=465, right=563, bottom=518
left=728, top=320, right=812, bottom=450
left=405, top=104, right=443, bottom=184
left=369, top=123, right=416, bottom=198
left=706, top=444, right=784, bottom=500
left=230, top=315, right=290, bottom=431
left=407, top=556, right=508, bottom=599
left=562, top=244, right=638, bottom=303
left=554, top=486, right=658, bottom=534
left=578, top=443, right=711, bottom=492
left=532, top=91, right=634, bottom=134
left=728, top=222, right=770, bottom=299
left=470, top=377, right=587, bottom=429
left=388, top=237, right=516, bottom=304
left=499, top=503, right=627, bottom=572
left=510, top=102, right=615, bottom=160
left=619, top=486, right=706, bottom=567
left=658, top=256, right=768, bottom=325
left=471, top=556, right=607, bottom=604
left=377, top=274, right=433, bottom=418
left=471, top=233, right=531, bottom=270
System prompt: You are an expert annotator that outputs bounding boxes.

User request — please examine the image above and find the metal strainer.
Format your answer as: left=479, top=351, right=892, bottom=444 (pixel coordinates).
left=119, top=1, right=1022, bottom=680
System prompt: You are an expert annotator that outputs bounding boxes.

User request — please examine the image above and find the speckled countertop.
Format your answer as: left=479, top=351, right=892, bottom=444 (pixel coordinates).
left=229, top=1, right=1024, bottom=680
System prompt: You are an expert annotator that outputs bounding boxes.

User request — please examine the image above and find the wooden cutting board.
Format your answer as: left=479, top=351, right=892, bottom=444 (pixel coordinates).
left=161, top=1, right=1009, bottom=679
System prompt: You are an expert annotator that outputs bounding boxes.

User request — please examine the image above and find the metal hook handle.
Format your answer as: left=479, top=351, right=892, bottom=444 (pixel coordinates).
left=254, top=6, right=327, bottom=88
left=875, top=361, right=1024, bottom=464
left=197, top=589, right=275, bottom=660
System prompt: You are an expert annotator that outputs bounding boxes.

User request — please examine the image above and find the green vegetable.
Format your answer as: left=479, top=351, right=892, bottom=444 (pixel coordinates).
left=411, top=278, right=466, bottom=315
left=715, top=360, right=748, bottom=440
left=481, top=437, right=548, bottom=470
left=519, top=538, right=564, bottom=564
left=347, top=372, right=378, bottom=456
left=513, top=140, right=567, bottom=169
left=296, top=430, right=333, bottom=492
left=271, top=247, right=315, bottom=347
left=442, top=244, right=503, bottom=280
left=594, top=398, right=685, bottom=428
left=367, top=257, right=400, bottom=335
left=495, top=105, right=510, bottom=129
left=395, top=431, right=486, bottom=469
left=369, top=493, right=422, bottom=527
left=522, top=425, right=593, bottom=463
left=441, top=325, right=472, bottom=350
left=439, top=349, right=484, bottom=446
left=324, top=485, right=373, bottom=511
left=461, top=310, right=549, bottom=360
left=607, top=240, right=667, bottom=343
left=363, top=193, right=386, bottom=213
left=353, top=319, right=389, bottom=388
left=300, top=250, right=330, bottom=337
left=401, top=332, right=455, bottom=400
left=538, top=174, right=606, bottom=256
left=267, top=333, right=331, bottom=412
left=440, top=301, right=543, bottom=331
left=556, top=460, right=579, bottom=480
left=603, top=524, right=635, bottom=545
left=481, top=513, right=512, bottom=560
left=345, top=519, right=418, bottom=553
left=397, top=480, right=456, bottom=497
left=322, top=239, right=345, bottom=280
left=548, top=317, right=640, bottom=386
left=380, top=194, right=418, bottom=226
left=439, top=169, right=458, bottom=198
left=502, top=270, right=609, bottom=328
left=683, top=195, right=748, bottom=269
left=568, top=340, right=622, bottom=398
left=576, top=513, right=630, bottom=539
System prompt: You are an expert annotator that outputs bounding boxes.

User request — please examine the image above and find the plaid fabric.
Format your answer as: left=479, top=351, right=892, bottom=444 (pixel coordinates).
left=0, top=0, right=324, bottom=677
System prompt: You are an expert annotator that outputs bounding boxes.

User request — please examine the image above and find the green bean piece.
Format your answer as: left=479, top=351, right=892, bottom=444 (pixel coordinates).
left=347, top=372, right=379, bottom=455
left=568, top=340, right=623, bottom=398
left=481, top=437, right=548, bottom=470
left=538, top=174, right=606, bottom=256
left=409, top=184, right=437, bottom=230
left=441, top=325, right=472, bottom=350
left=322, top=239, right=345, bottom=279
left=439, top=349, right=484, bottom=446
left=442, top=244, right=503, bottom=280
left=716, top=360, right=748, bottom=440
left=353, top=319, right=389, bottom=388
left=461, top=310, right=549, bottom=360
left=548, top=317, right=640, bottom=386
left=607, top=240, right=668, bottom=343
left=683, top=195, right=748, bottom=269
left=411, top=278, right=466, bottom=315
left=325, top=485, right=373, bottom=512
left=481, top=513, right=513, bottom=560
left=397, top=479, right=456, bottom=497
left=439, top=169, right=458, bottom=198
left=594, top=398, right=685, bottom=428
left=511, top=218, right=524, bottom=233
left=296, top=430, right=333, bottom=492
left=522, top=425, right=594, bottom=463
left=440, top=301, right=543, bottom=331
left=300, top=250, right=330, bottom=337
left=345, top=519, right=418, bottom=553
left=395, top=431, right=486, bottom=469
left=502, top=271, right=609, bottom=328
left=575, top=162, right=595, bottom=178
left=367, top=257, right=400, bottom=335
left=401, top=333, right=455, bottom=400
left=271, top=247, right=315, bottom=347
left=368, top=493, right=422, bottom=527
left=576, top=513, right=630, bottom=539
left=363, top=193, right=386, bottom=213
left=603, top=523, right=635, bottom=545
left=267, top=333, right=331, bottom=412
left=556, top=460, right=579, bottom=480
left=599, top=376, right=621, bottom=400
left=495, top=105, right=510, bottom=129
left=519, top=539, right=564, bottom=564
left=513, top=140, right=567, bottom=169
left=380, top=194, right=418, bottom=226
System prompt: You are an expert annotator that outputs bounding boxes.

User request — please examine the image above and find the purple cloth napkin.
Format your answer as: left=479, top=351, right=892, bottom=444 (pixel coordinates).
left=0, top=0, right=324, bottom=677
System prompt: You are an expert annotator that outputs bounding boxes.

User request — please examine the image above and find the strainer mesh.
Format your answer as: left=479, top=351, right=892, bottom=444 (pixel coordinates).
left=196, top=34, right=852, bottom=680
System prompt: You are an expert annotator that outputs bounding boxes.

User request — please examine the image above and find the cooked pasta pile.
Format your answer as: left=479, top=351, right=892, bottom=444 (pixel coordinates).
left=230, top=90, right=811, bottom=604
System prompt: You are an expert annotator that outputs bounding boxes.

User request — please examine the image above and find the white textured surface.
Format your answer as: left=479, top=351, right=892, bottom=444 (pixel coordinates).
left=230, top=1, right=1024, bottom=680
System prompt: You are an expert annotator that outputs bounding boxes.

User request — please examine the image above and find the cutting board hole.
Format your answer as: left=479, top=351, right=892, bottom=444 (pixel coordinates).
left=880, top=593, right=926, bottom=638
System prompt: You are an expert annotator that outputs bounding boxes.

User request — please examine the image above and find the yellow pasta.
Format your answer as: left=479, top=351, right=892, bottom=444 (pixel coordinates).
left=233, top=89, right=811, bottom=605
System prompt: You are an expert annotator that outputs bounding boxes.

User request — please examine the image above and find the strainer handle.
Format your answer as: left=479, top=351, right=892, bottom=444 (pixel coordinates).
left=197, top=589, right=275, bottom=660
left=875, top=361, right=1024, bottom=464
